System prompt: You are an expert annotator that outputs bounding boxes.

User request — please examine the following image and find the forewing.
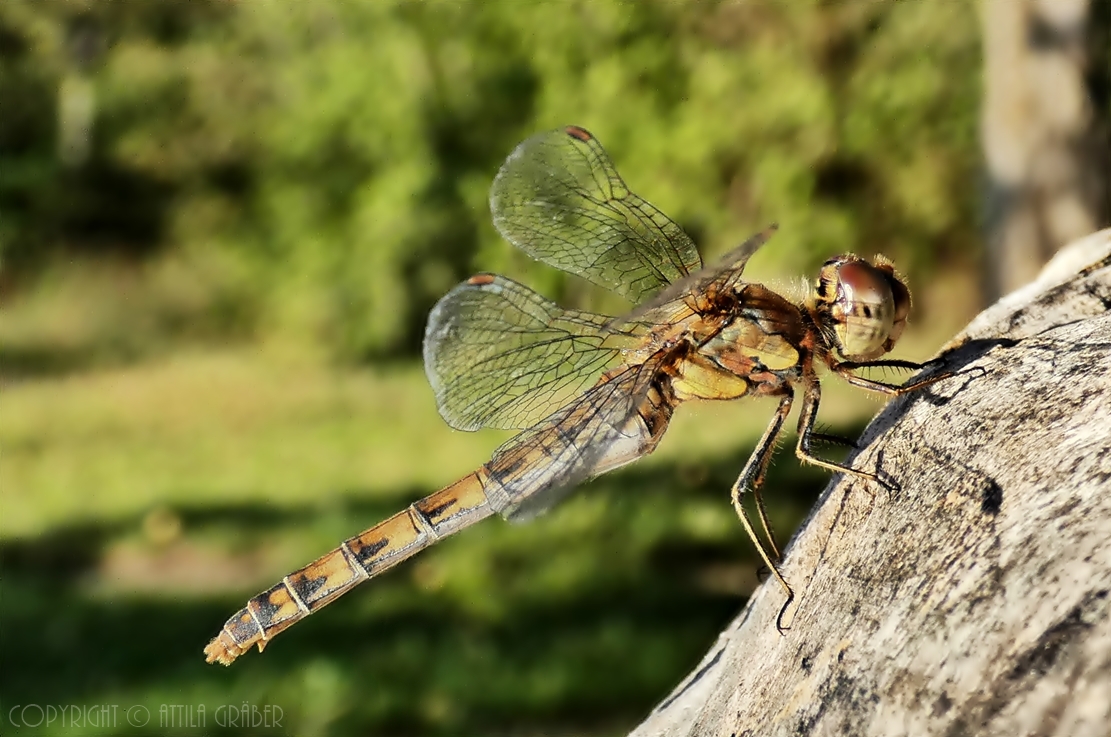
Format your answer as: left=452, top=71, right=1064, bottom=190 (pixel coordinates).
left=484, top=355, right=667, bottom=522
left=423, top=274, right=633, bottom=431
left=490, top=126, right=702, bottom=303
left=617, top=224, right=779, bottom=327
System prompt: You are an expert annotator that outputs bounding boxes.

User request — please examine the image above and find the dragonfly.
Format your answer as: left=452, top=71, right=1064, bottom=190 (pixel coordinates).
left=205, top=125, right=945, bottom=665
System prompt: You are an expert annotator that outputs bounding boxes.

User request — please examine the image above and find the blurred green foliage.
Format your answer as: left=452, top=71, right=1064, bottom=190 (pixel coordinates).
left=1, top=0, right=981, bottom=363
left=1, top=351, right=864, bottom=736
left=1, top=3, right=990, bottom=734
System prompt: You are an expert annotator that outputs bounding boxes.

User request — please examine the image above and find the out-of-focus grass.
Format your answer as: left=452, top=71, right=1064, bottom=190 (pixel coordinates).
left=0, top=269, right=975, bottom=736
left=1, top=351, right=510, bottom=539
left=0, top=350, right=835, bottom=736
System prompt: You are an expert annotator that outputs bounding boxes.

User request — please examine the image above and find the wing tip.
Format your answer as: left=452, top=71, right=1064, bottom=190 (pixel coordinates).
left=564, top=125, right=593, bottom=142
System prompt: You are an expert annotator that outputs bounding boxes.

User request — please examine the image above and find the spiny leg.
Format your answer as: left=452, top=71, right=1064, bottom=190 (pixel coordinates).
left=806, top=357, right=961, bottom=472
left=833, top=359, right=955, bottom=396
left=729, top=393, right=794, bottom=626
left=796, top=360, right=963, bottom=497
left=745, top=393, right=794, bottom=559
left=838, top=358, right=926, bottom=373
left=794, top=380, right=886, bottom=486
left=766, top=363, right=963, bottom=633
left=809, top=432, right=857, bottom=450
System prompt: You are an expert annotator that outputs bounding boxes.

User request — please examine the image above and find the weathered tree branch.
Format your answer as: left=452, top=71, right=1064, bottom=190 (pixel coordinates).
left=631, top=229, right=1111, bottom=737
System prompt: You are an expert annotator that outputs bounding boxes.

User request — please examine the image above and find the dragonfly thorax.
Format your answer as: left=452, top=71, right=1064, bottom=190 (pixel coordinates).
left=811, top=255, right=911, bottom=362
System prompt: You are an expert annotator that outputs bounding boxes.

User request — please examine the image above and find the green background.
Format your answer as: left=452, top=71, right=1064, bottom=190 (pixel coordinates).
left=2, top=1, right=987, bottom=735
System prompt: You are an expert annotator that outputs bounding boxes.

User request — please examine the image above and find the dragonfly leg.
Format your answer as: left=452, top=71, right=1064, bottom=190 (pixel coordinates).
left=833, top=359, right=954, bottom=396
left=809, top=432, right=857, bottom=450
left=795, top=380, right=887, bottom=489
left=729, top=393, right=795, bottom=630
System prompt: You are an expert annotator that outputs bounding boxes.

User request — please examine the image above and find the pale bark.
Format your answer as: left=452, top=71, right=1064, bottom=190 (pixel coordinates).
left=630, top=229, right=1111, bottom=737
left=981, top=0, right=1109, bottom=303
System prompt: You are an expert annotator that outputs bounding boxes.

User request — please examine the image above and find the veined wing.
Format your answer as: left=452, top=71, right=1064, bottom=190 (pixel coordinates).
left=486, top=353, right=671, bottom=522
left=617, top=224, right=779, bottom=328
left=424, top=274, right=642, bottom=431
left=205, top=353, right=671, bottom=666
left=490, top=126, right=702, bottom=304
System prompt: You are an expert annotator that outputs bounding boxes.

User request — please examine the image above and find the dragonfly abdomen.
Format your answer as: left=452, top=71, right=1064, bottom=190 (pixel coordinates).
left=204, top=469, right=496, bottom=665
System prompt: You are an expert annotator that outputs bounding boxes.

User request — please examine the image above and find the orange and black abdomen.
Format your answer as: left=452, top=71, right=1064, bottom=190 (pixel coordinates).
left=204, top=470, right=493, bottom=665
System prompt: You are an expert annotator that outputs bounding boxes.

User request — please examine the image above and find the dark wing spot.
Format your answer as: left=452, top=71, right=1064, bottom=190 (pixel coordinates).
left=565, top=125, right=592, bottom=142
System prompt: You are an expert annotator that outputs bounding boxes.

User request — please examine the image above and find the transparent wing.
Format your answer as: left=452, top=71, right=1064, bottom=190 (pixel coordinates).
left=617, top=224, right=779, bottom=327
left=490, top=126, right=703, bottom=303
left=424, top=273, right=639, bottom=431
left=483, top=354, right=668, bottom=522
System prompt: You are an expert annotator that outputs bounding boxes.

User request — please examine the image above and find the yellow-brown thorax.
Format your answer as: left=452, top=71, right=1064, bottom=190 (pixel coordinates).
left=665, top=257, right=911, bottom=405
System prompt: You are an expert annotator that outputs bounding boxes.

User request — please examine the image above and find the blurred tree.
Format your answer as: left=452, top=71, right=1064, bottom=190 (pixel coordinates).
left=0, top=0, right=231, bottom=269
left=2, top=0, right=984, bottom=362
left=57, top=13, right=101, bottom=168
left=981, top=0, right=1111, bottom=302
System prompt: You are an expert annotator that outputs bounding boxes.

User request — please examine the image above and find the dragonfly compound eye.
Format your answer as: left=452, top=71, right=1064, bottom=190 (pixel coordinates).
left=818, top=257, right=910, bottom=361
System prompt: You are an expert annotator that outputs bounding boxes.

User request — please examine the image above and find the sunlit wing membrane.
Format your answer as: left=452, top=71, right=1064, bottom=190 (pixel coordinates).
left=487, top=355, right=668, bottom=522
left=490, top=126, right=702, bottom=304
left=693, top=224, right=779, bottom=296
left=423, top=274, right=639, bottom=431
left=619, top=224, right=779, bottom=326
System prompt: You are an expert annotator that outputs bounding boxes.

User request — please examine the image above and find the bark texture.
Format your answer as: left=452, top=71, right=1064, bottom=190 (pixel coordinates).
left=981, top=0, right=1110, bottom=303
left=630, top=228, right=1111, bottom=737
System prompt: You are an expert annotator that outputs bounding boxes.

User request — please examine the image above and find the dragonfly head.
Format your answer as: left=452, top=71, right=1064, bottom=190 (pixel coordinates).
left=812, top=255, right=911, bottom=361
